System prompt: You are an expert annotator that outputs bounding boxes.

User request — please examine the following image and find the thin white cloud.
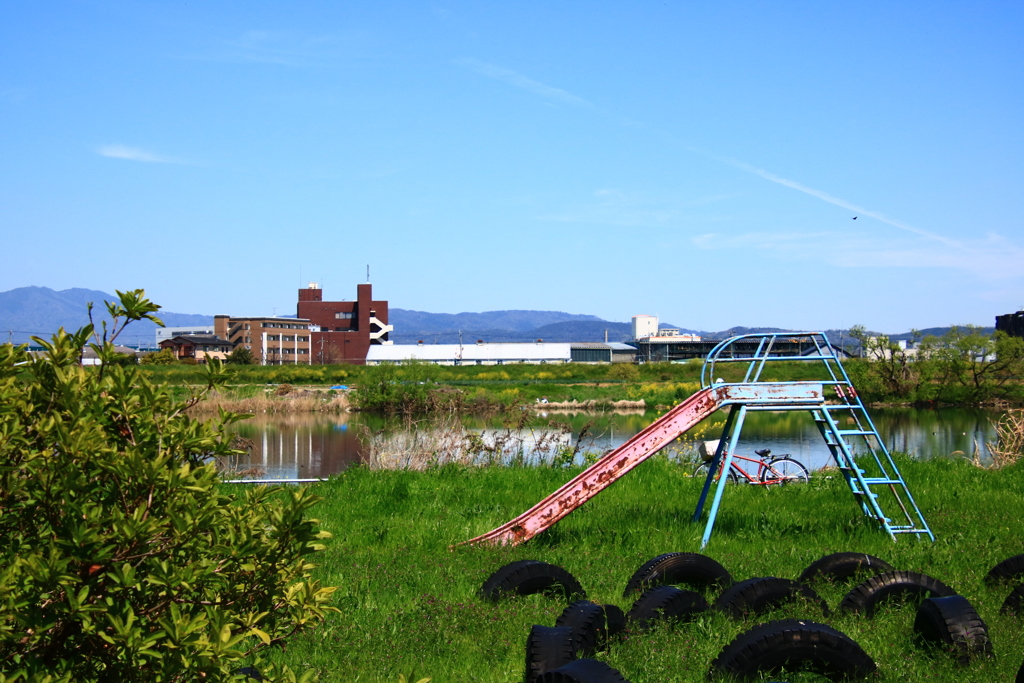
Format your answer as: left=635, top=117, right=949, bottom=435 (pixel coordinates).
left=692, top=229, right=1024, bottom=280
left=456, top=58, right=592, bottom=108
left=182, top=30, right=367, bottom=68
left=540, top=188, right=735, bottom=227
left=95, top=145, right=176, bottom=164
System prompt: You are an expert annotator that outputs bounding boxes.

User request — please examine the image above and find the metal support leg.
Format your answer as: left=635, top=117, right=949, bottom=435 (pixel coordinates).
left=692, top=404, right=738, bottom=522
left=701, top=405, right=749, bottom=547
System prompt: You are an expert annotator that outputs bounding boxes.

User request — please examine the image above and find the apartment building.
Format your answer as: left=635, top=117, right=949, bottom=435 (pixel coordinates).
left=213, top=315, right=313, bottom=365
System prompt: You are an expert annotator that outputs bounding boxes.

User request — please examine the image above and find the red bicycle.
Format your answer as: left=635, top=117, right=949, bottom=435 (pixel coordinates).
left=694, top=448, right=810, bottom=485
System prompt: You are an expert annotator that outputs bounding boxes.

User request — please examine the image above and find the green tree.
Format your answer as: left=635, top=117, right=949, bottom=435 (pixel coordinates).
left=921, top=326, right=1024, bottom=402
left=0, top=290, right=335, bottom=682
left=140, top=347, right=178, bottom=365
left=226, top=345, right=257, bottom=365
left=848, top=325, right=925, bottom=400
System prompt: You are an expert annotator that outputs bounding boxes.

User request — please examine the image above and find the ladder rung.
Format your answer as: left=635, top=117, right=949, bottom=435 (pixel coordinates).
left=837, top=429, right=876, bottom=436
left=861, top=478, right=903, bottom=485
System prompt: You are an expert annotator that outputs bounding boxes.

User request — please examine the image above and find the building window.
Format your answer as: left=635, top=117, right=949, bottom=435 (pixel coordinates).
left=334, top=312, right=354, bottom=320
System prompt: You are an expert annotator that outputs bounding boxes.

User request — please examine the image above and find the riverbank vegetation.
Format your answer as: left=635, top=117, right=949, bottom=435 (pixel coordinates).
left=0, top=291, right=335, bottom=682
left=252, top=453, right=1024, bottom=682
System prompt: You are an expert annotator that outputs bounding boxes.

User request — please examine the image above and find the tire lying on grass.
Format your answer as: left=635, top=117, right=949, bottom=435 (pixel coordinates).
left=715, top=577, right=830, bottom=620
left=556, top=601, right=617, bottom=656
left=525, top=625, right=576, bottom=683
left=798, top=552, right=894, bottom=584
left=480, top=560, right=586, bottom=603
left=709, top=619, right=876, bottom=681
left=621, top=552, right=733, bottom=598
left=985, top=554, right=1024, bottom=585
left=1001, top=583, right=1024, bottom=616
left=538, top=659, right=631, bottom=683
left=840, top=571, right=956, bottom=618
left=626, top=585, right=708, bottom=630
left=603, top=604, right=626, bottom=639
left=913, top=595, right=993, bottom=664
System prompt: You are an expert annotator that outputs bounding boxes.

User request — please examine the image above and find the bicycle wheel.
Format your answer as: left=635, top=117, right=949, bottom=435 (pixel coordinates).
left=694, top=461, right=740, bottom=484
left=760, top=457, right=809, bottom=484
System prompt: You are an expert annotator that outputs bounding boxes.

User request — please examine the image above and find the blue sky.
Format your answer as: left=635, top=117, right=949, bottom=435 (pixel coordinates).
left=2, top=2, right=1021, bottom=332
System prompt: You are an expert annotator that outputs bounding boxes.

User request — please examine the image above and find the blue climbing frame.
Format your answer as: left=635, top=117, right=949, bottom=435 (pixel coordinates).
left=690, top=332, right=934, bottom=547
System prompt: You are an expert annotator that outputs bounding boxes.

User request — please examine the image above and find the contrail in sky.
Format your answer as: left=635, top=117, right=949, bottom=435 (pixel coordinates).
left=712, top=155, right=962, bottom=249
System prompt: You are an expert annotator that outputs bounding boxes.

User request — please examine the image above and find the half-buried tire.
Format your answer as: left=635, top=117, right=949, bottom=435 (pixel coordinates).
left=709, top=619, right=876, bottom=681
left=715, top=577, right=830, bottom=620
left=538, top=659, right=631, bottom=683
left=798, top=552, right=894, bottom=584
left=480, top=560, right=586, bottom=603
left=603, top=604, right=626, bottom=639
left=622, top=552, right=732, bottom=597
left=985, top=554, right=1024, bottom=585
left=555, top=601, right=609, bottom=657
left=913, top=595, right=993, bottom=664
left=626, top=585, right=708, bottom=630
left=1002, top=584, right=1024, bottom=616
left=525, top=625, right=576, bottom=683
left=840, top=571, right=955, bottom=618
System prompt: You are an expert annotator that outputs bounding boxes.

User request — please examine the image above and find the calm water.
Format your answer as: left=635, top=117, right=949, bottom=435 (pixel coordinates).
left=223, top=406, right=1005, bottom=480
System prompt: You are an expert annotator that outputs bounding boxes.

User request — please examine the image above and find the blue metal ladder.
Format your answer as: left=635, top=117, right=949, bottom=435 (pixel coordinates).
left=692, top=332, right=934, bottom=545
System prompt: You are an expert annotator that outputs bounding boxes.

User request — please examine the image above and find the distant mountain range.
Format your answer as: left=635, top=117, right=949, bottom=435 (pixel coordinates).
left=0, top=286, right=995, bottom=348
left=0, top=287, right=213, bottom=346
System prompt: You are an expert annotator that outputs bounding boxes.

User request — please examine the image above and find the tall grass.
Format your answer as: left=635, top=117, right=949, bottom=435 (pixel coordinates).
left=251, top=455, right=1024, bottom=682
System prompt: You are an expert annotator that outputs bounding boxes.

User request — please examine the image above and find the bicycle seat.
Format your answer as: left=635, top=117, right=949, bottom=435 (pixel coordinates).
left=754, top=448, right=771, bottom=457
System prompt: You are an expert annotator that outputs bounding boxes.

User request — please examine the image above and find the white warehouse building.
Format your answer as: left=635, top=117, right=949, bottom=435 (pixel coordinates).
left=365, top=342, right=572, bottom=366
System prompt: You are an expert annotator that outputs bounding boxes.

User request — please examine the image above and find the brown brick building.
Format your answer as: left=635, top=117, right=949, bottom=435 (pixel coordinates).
left=297, top=282, right=392, bottom=364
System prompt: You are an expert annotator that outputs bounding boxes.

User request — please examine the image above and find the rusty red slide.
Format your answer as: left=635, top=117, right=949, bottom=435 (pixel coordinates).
left=461, top=382, right=824, bottom=547
left=463, top=386, right=724, bottom=546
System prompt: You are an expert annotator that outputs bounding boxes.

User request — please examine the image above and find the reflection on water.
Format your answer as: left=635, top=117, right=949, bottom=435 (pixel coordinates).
left=225, top=413, right=367, bottom=480
left=223, top=406, right=1005, bottom=479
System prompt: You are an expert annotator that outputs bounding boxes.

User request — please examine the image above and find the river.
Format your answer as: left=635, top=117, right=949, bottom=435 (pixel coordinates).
left=221, top=406, right=1006, bottom=480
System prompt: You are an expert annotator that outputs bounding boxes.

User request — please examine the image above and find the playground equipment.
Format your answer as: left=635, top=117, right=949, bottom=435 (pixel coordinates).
left=463, top=332, right=934, bottom=548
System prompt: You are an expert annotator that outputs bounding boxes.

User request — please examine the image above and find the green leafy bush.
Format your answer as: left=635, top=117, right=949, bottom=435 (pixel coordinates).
left=0, top=290, right=335, bottom=682
left=141, top=348, right=178, bottom=365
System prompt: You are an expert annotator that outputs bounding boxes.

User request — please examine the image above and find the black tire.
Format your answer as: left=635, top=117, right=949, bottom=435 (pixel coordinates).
left=714, top=577, right=830, bottom=620
left=626, top=585, right=709, bottom=629
left=538, top=659, right=630, bottom=683
left=913, top=595, right=993, bottom=664
left=709, top=619, right=876, bottom=681
left=480, top=560, right=587, bottom=603
left=602, top=604, right=626, bottom=638
left=694, top=461, right=741, bottom=484
left=760, top=456, right=810, bottom=484
left=525, top=625, right=576, bottom=683
left=798, top=552, right=895, bottom=584
left=840, top=571, right=956, bottom=618
left=555, top=601, right=607, bottom=657
left=985, top=554, right=1024, bottom=585
left=622, top=552, right=733, bottom=597
left=1001, top=583, right=1024, bottom=616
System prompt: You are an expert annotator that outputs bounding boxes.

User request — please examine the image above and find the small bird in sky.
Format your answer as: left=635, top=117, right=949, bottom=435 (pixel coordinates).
left=852, top=216, right=858, bottom=220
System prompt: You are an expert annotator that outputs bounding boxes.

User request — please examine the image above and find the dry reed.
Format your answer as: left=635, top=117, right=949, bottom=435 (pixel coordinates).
left=188, top=390, right=351, bottom=415
left=363, top=410, right=587, bottom=470
left=982, top=409, right=1024, bottom=469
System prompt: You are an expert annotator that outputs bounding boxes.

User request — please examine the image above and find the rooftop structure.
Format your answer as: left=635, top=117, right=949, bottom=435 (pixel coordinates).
left=366, top=341, right=571, bottom=366
left=298, top=282, right=392, bottom=364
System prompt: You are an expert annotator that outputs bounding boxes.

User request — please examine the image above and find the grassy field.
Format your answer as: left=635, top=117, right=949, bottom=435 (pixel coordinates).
left=251, top=455, right=1024, bottom=682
